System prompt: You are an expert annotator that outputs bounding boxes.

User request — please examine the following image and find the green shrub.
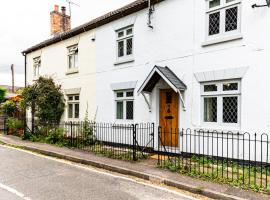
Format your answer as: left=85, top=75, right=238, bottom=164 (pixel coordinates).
left=45, top=128, right=66, bottom=145
left=6, top=118, right=23, bottom=135
left=2, top=100, right=17, bottom=117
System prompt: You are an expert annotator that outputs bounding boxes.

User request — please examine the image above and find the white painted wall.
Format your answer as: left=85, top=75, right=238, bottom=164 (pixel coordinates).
left=25, top=0, right=270, bottom=160
left=26, top=30, right=96, bottom=121
left=95, top=0, right=270, bottom=134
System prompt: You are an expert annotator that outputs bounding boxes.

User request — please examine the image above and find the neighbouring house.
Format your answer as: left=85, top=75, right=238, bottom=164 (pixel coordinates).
left=23, top=0, right=270, bottom=160
left=0, top=85, right=23, bottom=101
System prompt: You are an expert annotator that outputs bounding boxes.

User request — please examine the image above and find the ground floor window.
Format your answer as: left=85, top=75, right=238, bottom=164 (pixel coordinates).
left=201, top=80, right=240, bottom=126
left=67, top=94, right=80, bottom=119
left=115, top=90, right=134, bottom=120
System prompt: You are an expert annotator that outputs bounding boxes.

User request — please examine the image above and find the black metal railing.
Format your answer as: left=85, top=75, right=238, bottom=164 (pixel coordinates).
left=0, top=116, right=7, bottom=133
left=29, top=121, right=155, bottom=161
left=157, top=127, right=270, bottom=192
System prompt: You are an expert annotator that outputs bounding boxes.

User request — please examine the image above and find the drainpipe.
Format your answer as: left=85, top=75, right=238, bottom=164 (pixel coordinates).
left=23, top=53, right=27, bottom=135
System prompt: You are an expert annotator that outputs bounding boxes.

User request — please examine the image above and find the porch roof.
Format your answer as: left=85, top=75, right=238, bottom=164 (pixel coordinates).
left=138, top=66, right=187, bottom=94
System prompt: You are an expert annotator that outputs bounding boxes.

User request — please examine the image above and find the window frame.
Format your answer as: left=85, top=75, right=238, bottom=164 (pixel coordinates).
left=114, top=90, right=134, bottom=121
left=116, top=26, right=134, bottom=60
left=33, top=57, right=41, bottom=79
left=201, top=80, right=241, bottom=127
left=205, top=0, right=242, bottom=41
left=67, top=94, right=80, bottom=120
left=67, top=45, right=79, bottom=71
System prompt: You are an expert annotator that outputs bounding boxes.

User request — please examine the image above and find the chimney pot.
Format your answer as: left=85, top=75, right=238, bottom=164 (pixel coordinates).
left=50, top=5, right=71, bottom=35
left=54, top=5, right=59, bottom=12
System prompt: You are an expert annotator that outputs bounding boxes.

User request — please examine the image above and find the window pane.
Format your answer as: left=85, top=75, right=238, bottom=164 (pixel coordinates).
left=204, top=84, right=218, bottom=92
left=118, top=41, right=124, bottom=57
left=209, top=12, right=220, bottom=36
left=223, top=83, right=238, bottom=91
left=126, top=91, right=134, bottom=97
left=126, top=101, right=134, bottom=120
left=204, top=97, right=217, bottom=122
left=37, top=65, right=40, bottom=76
left=209, top=0, right=220, bottom=8
left=75, top=95, right=80, bottom=101
left=166, top=92, right=172, bottom=104
left=34, top=66, right=37, bottom=77
left=68, top=104, right=73, bottom=118
left=116, top=102, right=124, bottom=119
left=74, top=52, right=79, bottom=68
left=126, top=38, right=133, bottom=55
left=75, top=103, right=80, bottom=119
left=69, top=55, right=74, bottom=69
left=68, top=96, right=73, bottom=101
left=126, top=28, right=133, bottom=35
left=117, top=92, right=124, bottom=98
left=225, top=7, right=238, bottom=32
left=223, top=96, right=238, bottom=123
left=118, top=31, right=124, bottom=38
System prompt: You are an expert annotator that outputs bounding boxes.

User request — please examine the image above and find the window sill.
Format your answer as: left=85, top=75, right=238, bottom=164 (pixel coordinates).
left=201, top=34, right=243, bottom=47
left=114, top=57, right=134, bottom=66
left=66, top=69, right=79, bottom=75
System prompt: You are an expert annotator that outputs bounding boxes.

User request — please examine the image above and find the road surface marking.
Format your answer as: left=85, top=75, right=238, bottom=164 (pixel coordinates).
left=0, top=182, right=31, bottom=200
left=1, top=145, right=200, bottom=200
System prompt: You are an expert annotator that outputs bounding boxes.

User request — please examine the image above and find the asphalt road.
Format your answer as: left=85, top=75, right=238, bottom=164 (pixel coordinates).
left=0, top=145, right=197, bottom=200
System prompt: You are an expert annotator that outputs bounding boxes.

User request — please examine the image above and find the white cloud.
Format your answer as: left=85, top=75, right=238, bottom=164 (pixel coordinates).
left=0, top=0, right=134, bottom=84
left=0, top=73, right=24, bottom=87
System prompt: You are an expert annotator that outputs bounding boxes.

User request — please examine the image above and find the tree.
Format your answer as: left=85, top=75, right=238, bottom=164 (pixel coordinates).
left=0, top=87, right=7, bottom=103
left=22, top=77, right=65, bottom=132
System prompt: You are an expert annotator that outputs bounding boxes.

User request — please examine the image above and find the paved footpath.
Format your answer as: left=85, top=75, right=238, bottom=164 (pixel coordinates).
left=0, top=145, right=198, bottom=200
left=0, top=134, right=269, bottom=200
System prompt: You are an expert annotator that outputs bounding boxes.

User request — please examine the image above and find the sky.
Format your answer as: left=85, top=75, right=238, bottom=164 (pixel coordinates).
left=0, top=0, right=134, bottom=87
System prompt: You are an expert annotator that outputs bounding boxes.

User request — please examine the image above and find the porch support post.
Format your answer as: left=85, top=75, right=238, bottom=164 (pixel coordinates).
left=178, top=89, right=186, bottom=111
left=142, top=92, right=152, bottom=112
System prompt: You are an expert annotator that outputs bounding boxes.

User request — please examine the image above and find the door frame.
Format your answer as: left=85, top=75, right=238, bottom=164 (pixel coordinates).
left=154, top=82, right=182, bottom=148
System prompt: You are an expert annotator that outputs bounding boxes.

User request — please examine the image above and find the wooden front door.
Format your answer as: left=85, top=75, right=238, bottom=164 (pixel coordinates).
left=159, top=89, right=179, bottom=147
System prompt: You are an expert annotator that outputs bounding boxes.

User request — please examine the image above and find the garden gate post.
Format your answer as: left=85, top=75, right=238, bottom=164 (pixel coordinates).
left=132, top=124, right=137, bottom=161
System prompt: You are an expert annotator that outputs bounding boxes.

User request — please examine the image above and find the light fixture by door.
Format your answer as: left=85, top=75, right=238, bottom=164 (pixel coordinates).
left=252, top=0, right=270, bottom=8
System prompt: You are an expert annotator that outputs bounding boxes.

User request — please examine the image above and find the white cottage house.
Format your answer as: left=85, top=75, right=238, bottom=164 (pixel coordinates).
left=23, top=0, right=270, bottom=160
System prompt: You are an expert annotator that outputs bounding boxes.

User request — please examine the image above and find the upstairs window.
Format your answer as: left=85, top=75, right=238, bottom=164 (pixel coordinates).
left=67, top=94, right=80, bottom=119
left=116, top=26, right=133, bottom=58
left=201, top=80, right=241, bottom=126
left=67, top=45, right=78, bottom=70
left=115, top=90, right=134, bottom=120
left=33, top=57, right=41, bottom=79
left=206, top=0, right=241, bottom=39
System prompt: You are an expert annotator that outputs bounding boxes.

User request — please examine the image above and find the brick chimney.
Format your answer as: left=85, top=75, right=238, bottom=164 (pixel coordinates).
left=50, top=5, right=71, bottom=36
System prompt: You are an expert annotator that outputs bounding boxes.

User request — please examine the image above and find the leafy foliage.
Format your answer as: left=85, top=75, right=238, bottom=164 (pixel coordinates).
left=1, top=96, right=23, bottom=117
left=82, top=106, right=96, bottom=145
left=45, top=128, right=66, bottom=145
left=1, top=100, right=17, bottom=117
left=6, top=117, right=24, bottom=135
left=0, top=87, right=6, bottom=103
left=22, top=77, right=65, bottom=124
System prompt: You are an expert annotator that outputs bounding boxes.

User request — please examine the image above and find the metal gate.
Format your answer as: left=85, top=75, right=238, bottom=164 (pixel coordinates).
left=133, top=123, right=155, bottom=160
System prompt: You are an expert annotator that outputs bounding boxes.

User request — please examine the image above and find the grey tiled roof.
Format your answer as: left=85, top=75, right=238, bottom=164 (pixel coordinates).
left=22, top=0, right=163, bottom=54
left=139, top=66, right=187, bottom=93
left=156, top=66, right=187, bottom=90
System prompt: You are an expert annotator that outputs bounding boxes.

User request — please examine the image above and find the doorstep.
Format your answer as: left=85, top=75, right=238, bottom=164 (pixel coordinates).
left=0, top=134, right=269, bottom=200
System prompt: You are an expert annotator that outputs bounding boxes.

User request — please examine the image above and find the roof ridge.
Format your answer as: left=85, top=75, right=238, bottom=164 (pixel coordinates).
left=23, top=0, right=164, bottom=54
